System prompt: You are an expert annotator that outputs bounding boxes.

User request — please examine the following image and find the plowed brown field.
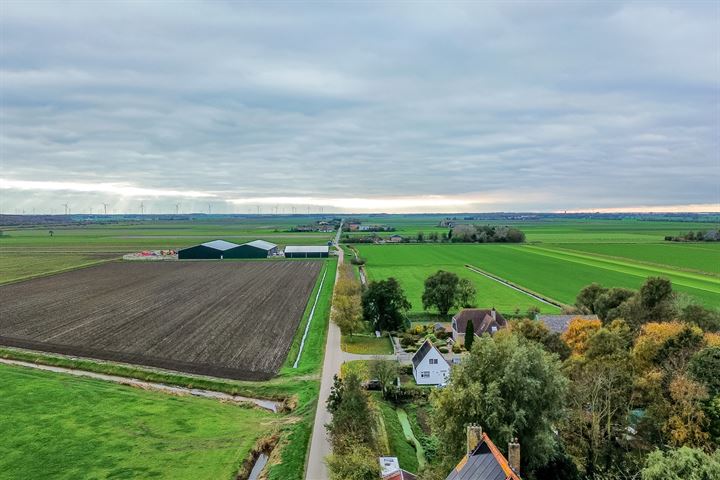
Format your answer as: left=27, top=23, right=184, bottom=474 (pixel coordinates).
left=0, top=260, right=322, bottom=380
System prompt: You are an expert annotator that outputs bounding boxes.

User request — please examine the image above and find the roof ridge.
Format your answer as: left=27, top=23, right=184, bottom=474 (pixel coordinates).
left=481, top=433, right=521, bottom=480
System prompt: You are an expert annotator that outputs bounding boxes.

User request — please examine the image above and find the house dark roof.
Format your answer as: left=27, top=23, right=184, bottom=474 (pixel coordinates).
left=199, top=240, right=241, bottom=251
left=536, top=315, right=599, bottom=334
left=412, top=339, right=433, bottom=368
left=445, top=433, right=521, bottom=480
left=411, top=339, right=449, bottom=369
left=243, top=240, right=277, bottom=250
left=453, top=309, right=507, bottom=336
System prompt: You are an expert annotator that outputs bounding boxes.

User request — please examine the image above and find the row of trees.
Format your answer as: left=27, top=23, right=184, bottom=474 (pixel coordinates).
left=664, top=230, right=720, bottom=242
left=449, top=224, right=525, bottom=243
left=576, top=277, right=720, bottom=332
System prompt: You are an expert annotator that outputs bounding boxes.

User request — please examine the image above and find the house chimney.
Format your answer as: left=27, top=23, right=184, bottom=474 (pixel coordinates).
left=491, top=307, right=496, bottom=321
left=508, top=438, right=520, bottom=475
left=466, top=424, right=483, bottom=455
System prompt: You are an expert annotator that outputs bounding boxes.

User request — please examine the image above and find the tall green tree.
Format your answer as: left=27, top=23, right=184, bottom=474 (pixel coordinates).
left=371, top=360, right=398, bottom=399
left=562, top=327, right=634, bottom=476
left=327, top=446, right=380, bottom=480
left=422, top=270, right=460, bottom=315
left=456, top=278, right=477, bottom=308
left=641, top=447, right=720, bottom=480
left=431, top=332, right=568, bottom=473
left=326, top=371, right=376, bottom=453
left=362, top=278, right=411, bottom=331
left=689, top=346, right=720, bottom=396
left=464, top=318, right=475, bottom=350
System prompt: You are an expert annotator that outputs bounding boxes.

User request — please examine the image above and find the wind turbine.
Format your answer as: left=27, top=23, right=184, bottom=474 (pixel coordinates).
left=102, top=203, right=108, bottom=215
left=175, top=203, right=180, bottom=215
left=62, top=203, right=69, bottom=215
left=140, top=202, right=145, bottom=215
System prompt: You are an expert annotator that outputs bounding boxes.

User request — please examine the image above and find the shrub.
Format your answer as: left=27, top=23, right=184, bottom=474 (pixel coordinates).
left=452, top=344, right=461, bottom=353
left=439, top=347, right=449, bottom=353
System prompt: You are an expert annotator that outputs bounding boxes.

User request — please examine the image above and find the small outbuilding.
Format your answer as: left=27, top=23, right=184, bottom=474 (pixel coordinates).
left=225, top=240, right=279, bottom=258
left=535, top=314, right=600, bottom=334
left=177, top=239, right=241, bottom=260
left=284, top=245, right=329, bottom=258
left=412, top=339, right=450, bottom=385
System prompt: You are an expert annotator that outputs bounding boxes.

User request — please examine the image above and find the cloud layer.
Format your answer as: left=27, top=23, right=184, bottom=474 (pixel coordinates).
left=1, top=1, right=718, bottom=213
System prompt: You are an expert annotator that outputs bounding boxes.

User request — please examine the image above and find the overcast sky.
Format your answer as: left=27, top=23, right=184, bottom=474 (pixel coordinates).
left=1, top=1, right=718, bottom=214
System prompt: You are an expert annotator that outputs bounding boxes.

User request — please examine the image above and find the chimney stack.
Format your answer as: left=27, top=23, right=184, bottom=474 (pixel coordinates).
left=466, top=424, right=483, bottom=456
left=508, top=438, right=520, bottom=475
left=491, top=307, right=496, bottom=321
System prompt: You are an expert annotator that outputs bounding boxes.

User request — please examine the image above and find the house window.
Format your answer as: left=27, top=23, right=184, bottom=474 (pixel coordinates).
left=429, top=358, right=438, bottom=365
left=421, top=371, right=430, bottom=378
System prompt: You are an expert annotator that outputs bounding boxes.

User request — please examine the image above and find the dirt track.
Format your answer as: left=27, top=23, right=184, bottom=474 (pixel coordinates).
left=0, top=261, right=321, bottom=380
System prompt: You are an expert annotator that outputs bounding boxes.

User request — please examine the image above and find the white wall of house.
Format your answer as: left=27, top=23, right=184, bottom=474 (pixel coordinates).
left=413, top=346, right=450, bottom=385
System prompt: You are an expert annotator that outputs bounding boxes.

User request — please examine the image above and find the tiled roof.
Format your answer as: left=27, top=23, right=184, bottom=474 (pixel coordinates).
left=411, top=339, right=434, bottom=368
left=385, top=470, right=417, bottom=480
left=445, top=433, right=521, bottom=480
left=453, top=309, right=507, bottom=335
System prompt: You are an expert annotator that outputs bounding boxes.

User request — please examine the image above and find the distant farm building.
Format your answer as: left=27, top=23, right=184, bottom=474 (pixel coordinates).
left=228, top=240, right=278, bottom=258
left=177, top=240, right=241, bottom=260
left=178, top=239, right=278, bottom=260
left=285, top=245, right=329, bottom=258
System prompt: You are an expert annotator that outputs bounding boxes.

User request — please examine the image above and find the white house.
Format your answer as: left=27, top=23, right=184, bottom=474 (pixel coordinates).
left=412, top=339, right=450, bottom=385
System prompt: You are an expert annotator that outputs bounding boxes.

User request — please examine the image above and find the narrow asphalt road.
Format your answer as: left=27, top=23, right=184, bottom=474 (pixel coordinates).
left=305, top=222, right=344, bottom=480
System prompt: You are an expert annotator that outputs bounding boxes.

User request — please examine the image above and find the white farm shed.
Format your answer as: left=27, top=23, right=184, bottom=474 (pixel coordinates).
left=411, top=339, right=450, bottom=385
left=284, top=245, right=329, bottom=258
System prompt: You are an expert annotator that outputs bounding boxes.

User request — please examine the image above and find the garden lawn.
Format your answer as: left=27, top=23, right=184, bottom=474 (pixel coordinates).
left=0, top=363, right=276, bottom=480
left=356, top=244, right=720, bottom=309
left=341, top=334, right=394, bottom=355
left=375, top=394, right=419, bottom=473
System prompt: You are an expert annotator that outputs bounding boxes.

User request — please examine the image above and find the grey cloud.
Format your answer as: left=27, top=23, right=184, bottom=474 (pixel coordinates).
left=0, top=0, right=718, bottom=213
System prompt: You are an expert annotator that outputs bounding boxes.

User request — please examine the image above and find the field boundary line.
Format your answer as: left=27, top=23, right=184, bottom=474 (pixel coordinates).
left=0, top=358, right=281, bottom=412
left=531, top=244, right=720, bottom=280
left=293, top=266, right=328, bottom=369
left=465, top=264, right=567, bottom=309
left=521, top=245, right=720, bottom=294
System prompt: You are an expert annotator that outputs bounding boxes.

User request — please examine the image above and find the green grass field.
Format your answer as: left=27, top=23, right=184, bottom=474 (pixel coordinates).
left=0, top=363, right=276, bottom=480
left=551, top=242, right=720, bottom=276
left=0, top=252, right=120, bottom=284
left=341, top=334, right=394, bottom=355
left=356, top=244, right=720, bottom=310
left=346, top=216, right=719, bottom=244
left=356, top=244, right=561, bottom=315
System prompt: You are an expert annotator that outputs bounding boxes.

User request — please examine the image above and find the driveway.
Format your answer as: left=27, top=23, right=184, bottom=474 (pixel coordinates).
left=305, top=223, right=343, bottom=480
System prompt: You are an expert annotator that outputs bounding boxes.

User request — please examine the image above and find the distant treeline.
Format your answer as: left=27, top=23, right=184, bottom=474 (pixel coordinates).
left=343, top=224, right=525, bottom=244
left=664, top=230, right=720, bottom=242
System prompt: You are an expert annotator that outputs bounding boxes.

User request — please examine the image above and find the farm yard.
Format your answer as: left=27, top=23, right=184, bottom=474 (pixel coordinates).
left=0, top=363, right=277, bottom=480
left=0, top=260, right=322, bottom=380
left=0, top=216, right=335, bottom=282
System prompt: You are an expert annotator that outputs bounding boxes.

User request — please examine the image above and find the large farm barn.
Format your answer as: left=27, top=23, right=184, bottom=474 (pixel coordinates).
left=0, top=261, right=320, bottom=380
left=178, top=239, right=278, bottom=259
left=285, top=245, right=330, bottom=258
